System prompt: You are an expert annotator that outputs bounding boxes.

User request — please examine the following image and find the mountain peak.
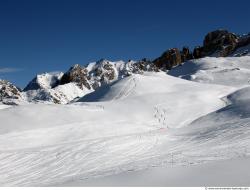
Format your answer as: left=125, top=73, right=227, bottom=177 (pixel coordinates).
left=23, top=72, right=64, bottom=91
left=1, top=29, right=250, bottom=105
left=0, top=79, right=23, bottom=105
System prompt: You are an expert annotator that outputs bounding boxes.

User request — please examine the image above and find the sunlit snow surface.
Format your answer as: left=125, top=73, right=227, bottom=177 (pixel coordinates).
left=1, top=56, right=250, bottom=186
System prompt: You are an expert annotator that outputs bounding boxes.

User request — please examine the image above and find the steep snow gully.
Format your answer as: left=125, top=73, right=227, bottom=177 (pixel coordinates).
left=1, top=57, right=250, bottom=186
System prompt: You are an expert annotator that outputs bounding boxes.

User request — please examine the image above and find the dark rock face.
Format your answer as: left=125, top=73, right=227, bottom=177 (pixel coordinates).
left=0, top=80, right=22, bottom=102
left=193, top=46, right=204, bottom=59
left=203, top=29, right=238, bottom=56
left=60, top=64, right=91, bottom=89
left=181, top=47, right=193, bottom=62
left=153, top=29, right=250, bottom=71
left=132, top=58, right=159, bottom=73
left=89, top=60, right=117, bottom=89
left=95, top=60, right=116, bottom=84
left=153, top=48, right=182, bottom=70
left=154, top=47, right=193, bottom=70
left=102, top=63, right=116, bottom=81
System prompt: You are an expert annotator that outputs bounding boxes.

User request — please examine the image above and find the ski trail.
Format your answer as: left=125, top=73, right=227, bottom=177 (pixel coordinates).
left=1, top=112, right=250, bottom=186
left=113, top=76, right=137, bottom=101
left=71, top=103, right=105, bottom=111
left=0, top=127, right=167, bottom=186
left=153, top=104, right=168, bottom=128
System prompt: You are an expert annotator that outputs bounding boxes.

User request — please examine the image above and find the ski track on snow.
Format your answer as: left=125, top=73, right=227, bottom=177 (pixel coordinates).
left=0, top=126, right=165, bottom=186
left=2, top=59, right=250, bottom=186
left=113, top=77, right=137, bottom=101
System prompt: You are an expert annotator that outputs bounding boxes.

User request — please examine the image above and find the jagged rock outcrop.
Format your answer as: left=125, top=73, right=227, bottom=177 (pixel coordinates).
left=23, top=69, right=92, bottom=104
left=3, top=29, right=250, bottom=105
left=153, top=29, right=250, bottom=71
left=23, top=59, right=158, bottom=104
left=181, top=47, right=192, bottom=62
left=60, top=64, right=91, bottom=90
left=193, top=46, right=204, bottom=59
left=130, top=58, right=159, bottom=73
left=154, top=47, right=193, bottom=70
left=90, top=59, right=117, bottom=87
left=88, top=59, right=157, bottom=89
left=203, top=29, right=238, bottom=57
left=153, top=48, right=182, bottom=70
left=0, top=80, right=22, bottom=104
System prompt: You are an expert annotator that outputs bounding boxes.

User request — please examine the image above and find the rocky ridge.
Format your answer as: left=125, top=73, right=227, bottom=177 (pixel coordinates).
left=1, top=29, right=250, bottom=105
left=153, top=29, right=250, bottom=70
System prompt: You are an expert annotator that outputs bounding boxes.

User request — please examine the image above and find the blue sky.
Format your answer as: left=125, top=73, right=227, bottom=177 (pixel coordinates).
left=0, top=0, right=250, bottom=87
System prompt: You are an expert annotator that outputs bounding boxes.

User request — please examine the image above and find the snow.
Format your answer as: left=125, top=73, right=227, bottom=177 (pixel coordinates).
left=232, top=44, right=250, bottom=56
left=0, top=103, right=11, bottom=110
left=21, top=60, right=138, bottom=104
left=36, top=72, right=64, bottom=89
left=24, top=72, right=63, bottom=90
left=22, top=71, right=94, bottom=104
left=168, top=56, right=250, bottom=87
left=61, top=157, right=250, bottom=186
left=23, top=82, right=92, bottom=104
left=1, top=56, right=250, bottom=186
left=87, top=59, right=132, bottom=75
left=87, top=59, right=137, bottom=81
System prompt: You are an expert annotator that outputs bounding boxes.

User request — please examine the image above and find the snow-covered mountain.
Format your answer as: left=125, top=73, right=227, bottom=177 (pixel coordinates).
left=0, top=79, right=23, bottom=105
left=1, top=29, right=250, bottom=186
left=0, top=29, right=249, bottom=105
left=1, top=59, right=250, bottom=185
left=22, top=71, right=91, bottom=104
left=19, top=59, right=155, bottom=104
left=23, top=72, right=64, bottom=91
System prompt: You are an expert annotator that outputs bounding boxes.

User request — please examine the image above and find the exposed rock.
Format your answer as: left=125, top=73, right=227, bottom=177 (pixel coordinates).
left=88, top=59, right=117, bottom=89
left=103, top=63, right=115, bottom=81
left=98, top=60, right=116, bottom=83
left=60, top=64, right=91, bottom=90
left=131, top=58, right=159, bottom=73
left=24, top=82, right=90, bottom=104
left=11, top=28, right=250, bottom=104
left=181, top=46, right=192, bottom=62
left=0, top=80, right=22, bottom=104
left=203, top=29, right=238, bottom=56
left=153, top=30, right=249, bottom=68
left=24, top=59, right=159, bottom=103
left=153, top=48, right=182, bottom=70
left=193, top=46, right=204, bottom=59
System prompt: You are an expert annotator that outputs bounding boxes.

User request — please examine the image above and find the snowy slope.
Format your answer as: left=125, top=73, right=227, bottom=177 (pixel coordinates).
left=64, top=71, right=250, bottom=187
left=0, top=71, right=243, bottom=186
left=62, top=157, right=250, bottom=186
left=1, top=56, right=250, bottom=186
left=0, top=103, right=11, bottom=110
left=168, top=56, right=250, bottom=87
left=233, top=44, right=250, bottom=56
